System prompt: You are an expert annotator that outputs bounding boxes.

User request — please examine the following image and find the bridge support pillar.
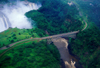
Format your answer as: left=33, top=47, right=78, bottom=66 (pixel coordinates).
left=47, top=38, right=52, bottom=44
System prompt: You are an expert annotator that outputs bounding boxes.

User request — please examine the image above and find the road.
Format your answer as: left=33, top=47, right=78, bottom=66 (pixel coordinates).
left=73, top=1, right=87, bottom=31
left=0, top=30, right=79, bottom=57
left=0, top=30, right=79, bottom=50
left=82, top=20, right=87, bottom=31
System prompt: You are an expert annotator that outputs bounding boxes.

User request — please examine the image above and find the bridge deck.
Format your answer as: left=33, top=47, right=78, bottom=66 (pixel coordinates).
left=0, top=31, right=79, bottom=50
left=38, top=31, right=79, bottom=40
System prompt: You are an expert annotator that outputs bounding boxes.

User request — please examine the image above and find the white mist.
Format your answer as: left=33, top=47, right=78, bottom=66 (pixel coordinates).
left=0, top=1, right=41, bottom=32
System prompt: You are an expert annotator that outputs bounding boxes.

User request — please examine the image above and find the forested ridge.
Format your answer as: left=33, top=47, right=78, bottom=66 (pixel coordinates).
left=25, top=0, right=83, bottom=35
left=69, top=24, right=100, bottom=68
left=0, top=0, right=100, bottom=68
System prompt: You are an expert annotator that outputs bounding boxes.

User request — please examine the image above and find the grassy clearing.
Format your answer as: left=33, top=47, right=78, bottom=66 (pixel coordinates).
left=0, top=28, right=41, bottom=48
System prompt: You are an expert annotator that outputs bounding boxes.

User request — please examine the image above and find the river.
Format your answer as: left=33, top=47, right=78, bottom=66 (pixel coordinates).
left=52, top=38, right=78, bottom=68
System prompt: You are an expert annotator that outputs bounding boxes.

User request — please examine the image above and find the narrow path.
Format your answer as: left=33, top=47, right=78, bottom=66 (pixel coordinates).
left=82, top=20, right=87, bottom=31
left=73, top=1, right=88, bottom=31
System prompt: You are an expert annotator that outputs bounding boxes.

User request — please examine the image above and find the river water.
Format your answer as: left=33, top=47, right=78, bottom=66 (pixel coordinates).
left=52, top=38, right=78, bottom=68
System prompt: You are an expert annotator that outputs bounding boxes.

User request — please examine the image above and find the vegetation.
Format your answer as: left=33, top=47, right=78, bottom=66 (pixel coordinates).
left=67, top=1, right=100, bottom=68
left=0, top=28, right=47, bottom=48
left=0, top=41, right=60, bottom=68
left=69, top=24, right=100, bottom=68
left=25, top=0, right=83, bottom=35
left=0, top=0, right=8, bottom=3
left=69, top=0, right=100, bottom=28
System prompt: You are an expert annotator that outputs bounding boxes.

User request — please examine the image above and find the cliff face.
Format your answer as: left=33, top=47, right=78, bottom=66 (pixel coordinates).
left=0, top=11, right=11, bottom=32
left=22, top=1, right=41, bottom=10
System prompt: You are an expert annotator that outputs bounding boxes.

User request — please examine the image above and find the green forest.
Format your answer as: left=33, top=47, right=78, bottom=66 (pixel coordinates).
left=0, top=41, right=60, bottom=68
left=69, top=24, right=100, bottom=68
left=0, top=0, right=100, bottom=68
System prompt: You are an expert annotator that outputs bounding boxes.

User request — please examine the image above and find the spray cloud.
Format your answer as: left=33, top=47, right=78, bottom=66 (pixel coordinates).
left=0, top=1, right=41, bottom=32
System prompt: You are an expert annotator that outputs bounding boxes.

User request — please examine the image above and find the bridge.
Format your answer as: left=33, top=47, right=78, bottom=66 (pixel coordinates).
left=38, top=31, right=79, bottom=40
left=0, top=30, right=79, bottom=50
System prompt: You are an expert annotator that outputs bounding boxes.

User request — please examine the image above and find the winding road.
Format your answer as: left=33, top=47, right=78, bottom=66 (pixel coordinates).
left=82, top=20, right=87, bottom=31
left=74, top=1, right=88, bottom=31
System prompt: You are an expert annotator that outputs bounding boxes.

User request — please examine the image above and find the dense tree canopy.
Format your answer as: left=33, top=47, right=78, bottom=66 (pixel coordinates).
left=69, top=25, right=100, bottom=68
left=0, top=41, right=60, bottom=68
